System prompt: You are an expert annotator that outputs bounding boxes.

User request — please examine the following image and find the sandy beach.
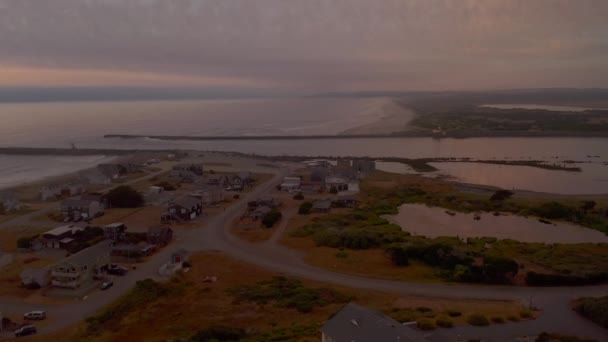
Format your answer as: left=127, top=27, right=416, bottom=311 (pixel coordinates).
left=339, top=100, right=417, bottom=135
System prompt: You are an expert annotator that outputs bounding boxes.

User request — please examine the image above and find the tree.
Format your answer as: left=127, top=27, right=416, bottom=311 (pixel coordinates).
left=329, top=186, right=338, bottom=194
left=293, top=193, right=304, bottom=200
left=262, top=209, right=282, bottom=228
left=107, top=186, right=144, bottom=208
left=386, top=246, right=409, bottom=266
left=298, top=202, right=313, bottom=215
left=580, top=200, right=596, bottom=213
left=155, top=181, right=176, bottom=191
left=490, top=190, right=513, bottom=201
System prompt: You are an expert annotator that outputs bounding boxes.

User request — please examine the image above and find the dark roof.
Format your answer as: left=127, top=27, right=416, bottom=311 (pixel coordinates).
left=53, top=240, right=112, bottom=268
left=313, top=200, right=332, bottom=210
left=61, top=198, right=96, bottom=207
left=172, top=196, right=200, bottom=209
left=148, top=226, right=173, bottom=235
left=321, top=303, right=428, bottom=342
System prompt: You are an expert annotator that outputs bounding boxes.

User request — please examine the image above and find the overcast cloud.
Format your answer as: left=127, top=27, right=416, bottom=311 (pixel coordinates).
left=0, top=0, right=607, bottom=91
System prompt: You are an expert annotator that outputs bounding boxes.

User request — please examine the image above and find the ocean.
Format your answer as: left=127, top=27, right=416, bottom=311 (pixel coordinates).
left=1, top=97, right=608, bottom=194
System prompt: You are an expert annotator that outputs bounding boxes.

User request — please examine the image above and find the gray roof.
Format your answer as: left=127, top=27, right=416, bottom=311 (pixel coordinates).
left=322, top=303, right=429, bottom=342
left=61, top=198, right=97, bottom=207
left=313, top=200, right=332, bottom=210
left=172, top=196, right=200, bottom=209
left=54, top=240, right=112, bottom=268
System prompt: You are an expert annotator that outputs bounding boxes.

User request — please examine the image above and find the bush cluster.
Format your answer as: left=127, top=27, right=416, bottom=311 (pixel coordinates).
left=228, top=276, right=349, bottom=313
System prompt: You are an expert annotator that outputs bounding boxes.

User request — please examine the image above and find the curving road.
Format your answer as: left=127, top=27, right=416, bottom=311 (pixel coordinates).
left=1, top=165, right=607, bottom=340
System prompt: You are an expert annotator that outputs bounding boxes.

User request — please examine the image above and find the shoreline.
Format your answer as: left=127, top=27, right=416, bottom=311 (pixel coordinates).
left=103, top=130, right=608, bottom=140
left=1, top=148, right=607, bottom=198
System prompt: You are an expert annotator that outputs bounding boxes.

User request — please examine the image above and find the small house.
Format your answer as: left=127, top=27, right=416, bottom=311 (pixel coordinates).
left=351, top=159, right=376, bottom=174
left=321, top=303, right=428, bottom=342
left=312, top=200, right=332, bottom=213
left=111, top=242, right=155, bottom=258
left=103, top=223, right=127, bottom=241
left=334, top=195, right=359, bottom=208
left=192, top=185, right=224, bottom=205
left=49, top=240, right=112, bottom=289
left=147, top=226, right=174, bottom=246
left=20, top=267, right=51, bottom=288
left=40, top=225, right=84, bottom=249
left=250, top=205, right=272, bottom=220
left=325, top=176, right=350, bottom=192
left=60, top=197, right=104, bottom=221
left=97, top=163, right=126, bottom=180
left=161, top=197, right=202, bottom=222
left=148, top=186, right=164, bottom=195
left=205, top=175, right=229, bottom=187
left=0, top=192, right=21, bottom=212
left=172, top=163, right=204, bottom=176
left=280, top=177, right=301, bottom=191
left=171, top=249, right=190, bottom=264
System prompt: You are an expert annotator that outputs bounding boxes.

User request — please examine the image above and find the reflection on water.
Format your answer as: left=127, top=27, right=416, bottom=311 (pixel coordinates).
left=386, top=204, right=608, bottom=244
left=431, top=162, right=608, bottom=195
left=480, top=104, right=607, bottom=112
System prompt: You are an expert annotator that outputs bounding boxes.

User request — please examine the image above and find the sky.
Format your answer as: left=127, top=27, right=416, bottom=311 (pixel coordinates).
left=0, top=0, right=607, bottom=92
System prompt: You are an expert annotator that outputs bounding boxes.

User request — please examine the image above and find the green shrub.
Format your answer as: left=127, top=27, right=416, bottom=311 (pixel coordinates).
left=435, top=316, right=453, bottom=328
left=293, top=193, right=304, bottom=200
left=519, top=309, right=533, bottom=319
left=262, top=209, right=282, bottom=228
left=227, top=276, right=348, bottom=313
left=491, top=316, right=505, bottom=323
left=416, top=318, right=436, bottom=330
left=190, top=326, right=247, bottom=341
left=107, top=185, right=143, bottom=208
left=507, top=315, right=519, bottom=322
left=298, top=202, right=313, bottom=215
left=447, top=310, right=462, bottom=317
left=155, top=181, right=176, bottom=191
left=16, top=235, right=38, bottom=249
left=467, top=314, right=490, bottom=326
left=573, top=296, right=608, bottom=328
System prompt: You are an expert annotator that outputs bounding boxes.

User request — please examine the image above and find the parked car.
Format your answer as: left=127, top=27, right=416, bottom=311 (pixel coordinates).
left=15, top=325, right=37, bottom=337
left=23, top=311, right=46, bottom=320
left=100, top=280, right=113, bottom=290
left=107, top=265, right=128, bottom=276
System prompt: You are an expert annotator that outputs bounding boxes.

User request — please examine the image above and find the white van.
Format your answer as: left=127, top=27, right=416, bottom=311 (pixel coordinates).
left=23, top=311, right=46, bottom=320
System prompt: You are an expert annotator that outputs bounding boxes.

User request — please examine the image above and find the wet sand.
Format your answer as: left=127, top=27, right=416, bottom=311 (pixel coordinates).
left=385, top=203, right=608, bottom=244
left=339, top=100, right=416, bottom=135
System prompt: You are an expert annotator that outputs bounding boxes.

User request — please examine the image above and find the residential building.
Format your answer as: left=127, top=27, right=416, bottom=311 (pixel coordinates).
left=312, top=200, right=332, bottom=213
left=97, top=163, right=126, bottom=180
left=205, top=174, right=229, bottom=187
left=310, top=167, right=329, bottom=183
left=161, top=197, right=202, bottom=222
left=20, top=267, right=51, bottom=288
left=49, top=240, right=112, bottom=289
left=0, top=192, right=21, bottom=212
left=227, top=172, right=253, bottom=190
left=280, top=177, right=301, bottom=191
left=325, top=176, right=350, bottom=192
left=321, top=303, right=429, bottom=342
left=39, top=225, right=84, bottom=249
left=352, top=159, right=376, bottom=174
left=147, top=226, right=174, bottom=245
left=39, top=183, right=85, bottom=201
left=172, top=163, right=204, bottom=176
left=103, top=223, right=127, bottom=241
left=60, top=197, right=104, bottom=221
left=334, top=195, right=359, bottom=208
left=191, top=184, right=224, bottom=205
left=111, top=242, right=155, bottom=258
left=250, top=205, right=272, bottom=220
left=170, top=169, right=200, bottom=183
left=79, top=169, right=112, bottom=185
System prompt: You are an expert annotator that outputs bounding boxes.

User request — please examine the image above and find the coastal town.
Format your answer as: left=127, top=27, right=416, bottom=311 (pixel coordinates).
left=0, top=149, right=607, bottom=341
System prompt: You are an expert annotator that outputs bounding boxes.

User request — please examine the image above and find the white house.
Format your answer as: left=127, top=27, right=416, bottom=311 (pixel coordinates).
left=280, top=177, right=301, bottom=191
left=0, top=192, right=21, bottom=212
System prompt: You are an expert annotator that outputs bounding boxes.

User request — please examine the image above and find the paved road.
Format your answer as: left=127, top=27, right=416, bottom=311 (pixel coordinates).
left=1, top=165, right=607, bottom=340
